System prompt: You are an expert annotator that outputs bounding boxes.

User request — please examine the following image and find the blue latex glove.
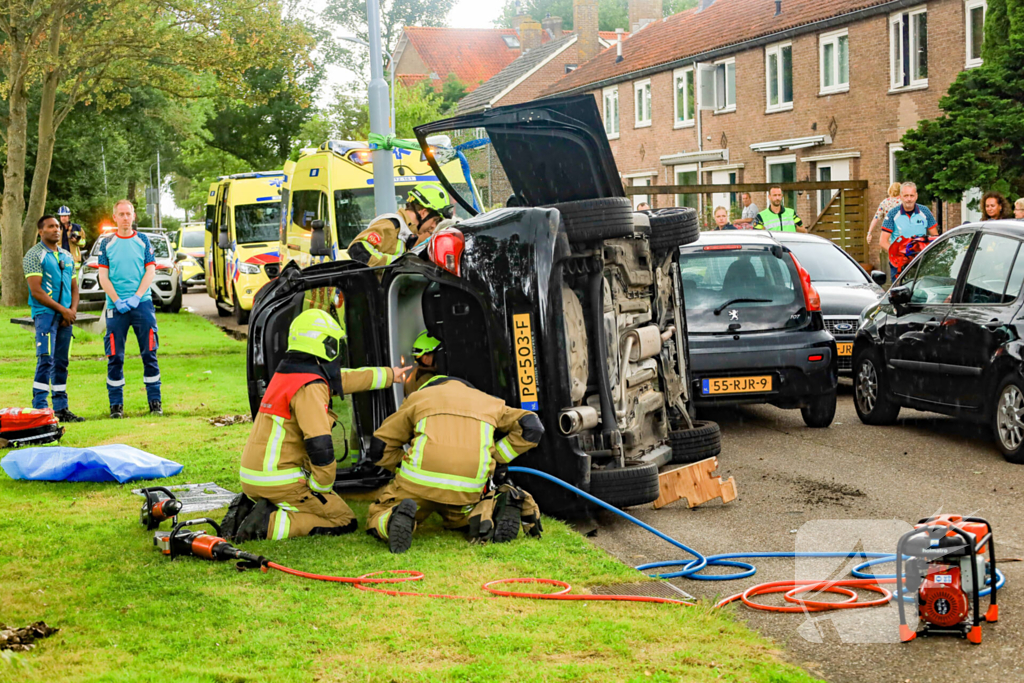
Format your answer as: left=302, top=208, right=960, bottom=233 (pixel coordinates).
left=113, top=299, right=130, bottom=314
left=125, top=294, right=141, bottom=310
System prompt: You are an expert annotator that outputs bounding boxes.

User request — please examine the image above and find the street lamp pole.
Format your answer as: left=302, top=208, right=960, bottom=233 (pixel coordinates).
left=339, top=36, right=396, bottom=136
left=365, top=0, right=397, bottom=215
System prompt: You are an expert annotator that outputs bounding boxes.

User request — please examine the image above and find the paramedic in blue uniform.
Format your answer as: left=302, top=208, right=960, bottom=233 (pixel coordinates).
left=97, top=199, right=163, bottom=418
left=22, top=215, right=84, bottom=423
left=880, top=181, right=938, bottom=280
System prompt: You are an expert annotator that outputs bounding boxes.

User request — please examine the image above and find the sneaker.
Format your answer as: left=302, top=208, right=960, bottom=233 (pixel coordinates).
left=53, top=409, right=85, bottom=423
left=492, top=496, right=522, bottom=544
left=149, top=401, right=163, bottom=416
left=109, top=404, right=125, bottom=419
left=235, top=498, right=277, bottom=542
left=387, top=499, right=418, bottom=554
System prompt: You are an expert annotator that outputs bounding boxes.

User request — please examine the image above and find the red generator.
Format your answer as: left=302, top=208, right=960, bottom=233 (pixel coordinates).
left=897, top=515, right=999, bottom=644
left=0, top=407, right=64, bottom=448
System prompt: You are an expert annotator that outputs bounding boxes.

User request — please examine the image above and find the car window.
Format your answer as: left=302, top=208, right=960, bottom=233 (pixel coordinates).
left=907, top=233, right=973, bottom=304
left=1005, top=248, right=1024, bottom=302
left=181, top=230, right=204, bottom=248
left=151, top=238, right=170, bottom=260
left=959, top=234, right=1021, bottom=305
left=783, top=241, right=867, bottom=283
left=291, top=190, right=327, bottom=231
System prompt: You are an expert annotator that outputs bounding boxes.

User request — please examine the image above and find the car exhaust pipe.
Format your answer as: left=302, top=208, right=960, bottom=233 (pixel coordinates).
left=588, top=267, right=618, bottom=435
left=559, top=406, right=600, bottom=435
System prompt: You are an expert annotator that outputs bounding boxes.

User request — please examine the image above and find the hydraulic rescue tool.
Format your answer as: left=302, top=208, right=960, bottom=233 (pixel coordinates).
left=153, top=518, right=266, bottom=566
left=139, top=486, right=184, bottom=530
left=896, top=514, right=999, bottom=644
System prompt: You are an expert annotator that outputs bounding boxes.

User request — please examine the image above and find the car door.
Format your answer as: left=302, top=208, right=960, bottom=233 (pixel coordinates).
left=935, top=232, right=1024, bottom=409
left=886, top=232, right=974, bottom=403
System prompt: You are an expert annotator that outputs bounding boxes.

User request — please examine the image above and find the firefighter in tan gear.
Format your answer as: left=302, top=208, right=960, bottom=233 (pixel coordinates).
left=366, top=375, right=545, bottom=553
left=224, top=308, right=410, bottom=541
left=347, top=182, right=454, bottom=267
left=404, top=330, right=440, bottom=395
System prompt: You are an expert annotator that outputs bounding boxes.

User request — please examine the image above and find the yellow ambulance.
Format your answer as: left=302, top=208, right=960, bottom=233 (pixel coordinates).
left=279, top=139, right=479, bottom=269
left=173, top=221, right=206, bottom=293
left=205, top=171, right=284, bottom=324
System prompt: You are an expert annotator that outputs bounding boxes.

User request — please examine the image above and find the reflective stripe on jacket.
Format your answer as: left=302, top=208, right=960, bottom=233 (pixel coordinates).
left=348, top=213, right=412, bottom=267
left=754, top=207, right=800, bottom=232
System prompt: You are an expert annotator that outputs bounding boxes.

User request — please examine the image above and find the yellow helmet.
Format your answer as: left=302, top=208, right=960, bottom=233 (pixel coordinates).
left=287, top=309, right=344, bottom=361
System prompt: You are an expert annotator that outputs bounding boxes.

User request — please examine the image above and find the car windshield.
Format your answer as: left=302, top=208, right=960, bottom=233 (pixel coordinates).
left=333, top=184, right=473, bottom=247
left=783, top=241, right=867, bottom=283
left=234, top=203, right=281, bottom=244
left=680, top=246, right=805, bottom=333
left=181, top=230, right=204, bottom=248
left=151, top=237, right=170, bottom=260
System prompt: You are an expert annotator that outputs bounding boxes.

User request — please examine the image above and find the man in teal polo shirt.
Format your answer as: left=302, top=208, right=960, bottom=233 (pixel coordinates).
left=22, top=215, right=84, bottom=422
left=880, top=181, right=938, bottom=280
left=752, top=186, right=806, bottom=233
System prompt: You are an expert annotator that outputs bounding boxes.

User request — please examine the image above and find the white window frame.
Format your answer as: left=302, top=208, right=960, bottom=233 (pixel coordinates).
left=634, top=79, right=652, bottom=128
left=632, top=176, right=651, bottom=210
left=674, top=164, right=699, bottom=210
left=603, top=86, right=620, bottom=139
left=713, top=57, right=736, bottom=113
left=819, top=29, right=850, bottom=95
left=965, top=0, right=986, bottom=69
left=766, top=154, right=797, bottom=208
left=890, top=5, right=928, bottom=91
left=888, top=142, right=903, bottom=184
left=673, top=67, right=695, bottom=128
left=765, top=41, right=794, bottom=113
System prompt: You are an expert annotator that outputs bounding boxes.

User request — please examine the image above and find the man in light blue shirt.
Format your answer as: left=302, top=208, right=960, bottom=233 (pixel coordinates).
left=97, top=200, right=162, bottom=418
left=881, top=182, right=938, bottom=279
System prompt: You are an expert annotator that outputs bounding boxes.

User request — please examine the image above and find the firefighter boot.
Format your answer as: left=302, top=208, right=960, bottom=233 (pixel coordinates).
left=235, top=498, right=277, bottom=542
left=221, top=493, right=256, bottom=540
left=388, top=499, right=418, bottom=554
left=492, top=488, right=523, bottom=544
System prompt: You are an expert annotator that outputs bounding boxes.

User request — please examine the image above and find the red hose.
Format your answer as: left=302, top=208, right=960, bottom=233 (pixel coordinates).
left=716, top=578, right=896, bottom=611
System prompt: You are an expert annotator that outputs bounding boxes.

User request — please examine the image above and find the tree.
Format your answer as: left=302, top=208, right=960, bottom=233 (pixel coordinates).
left=0, top=0, right=314, bottom=305
left=495, top=0, right=694, bottom=31
left=897, top=0, right=1024, bottom=203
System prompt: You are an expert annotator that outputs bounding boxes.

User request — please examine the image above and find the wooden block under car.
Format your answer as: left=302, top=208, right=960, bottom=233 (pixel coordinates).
left=653, top=457, right=737, bottom=510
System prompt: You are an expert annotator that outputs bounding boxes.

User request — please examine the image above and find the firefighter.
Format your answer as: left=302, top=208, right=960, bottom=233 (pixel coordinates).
left=366, top=375, right=545, bottom=553
left=57, top=206, right=87, bottom=265
left=405, top=330, right=441, bottom=395
left=227, top=308, right=411, bottom=541
left=348, top=182, right=454, bottom=267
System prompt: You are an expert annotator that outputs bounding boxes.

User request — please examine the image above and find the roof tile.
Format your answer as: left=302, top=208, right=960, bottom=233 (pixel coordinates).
left=401, top=27, right=523, bottom=92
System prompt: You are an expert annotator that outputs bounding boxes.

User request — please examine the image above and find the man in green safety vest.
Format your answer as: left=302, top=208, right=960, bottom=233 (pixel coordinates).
left=752, top=185, right=806, bottom=233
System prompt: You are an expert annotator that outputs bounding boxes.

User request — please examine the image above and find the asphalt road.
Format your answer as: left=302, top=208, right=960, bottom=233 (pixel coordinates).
left=589, top=383, right=1024, bottom=683
left=183, top=290, right=248, bottom=339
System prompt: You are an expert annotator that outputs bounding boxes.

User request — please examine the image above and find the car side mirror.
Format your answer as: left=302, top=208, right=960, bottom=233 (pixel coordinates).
left=309, top=219, right=332, bottom=257
left=871, top=270, right=887, bottom=286
left=175, top=251, right=187, bottom=262
left=888, top=284, right=912, bottom=306
left=217, top=226, right=230, bottom=250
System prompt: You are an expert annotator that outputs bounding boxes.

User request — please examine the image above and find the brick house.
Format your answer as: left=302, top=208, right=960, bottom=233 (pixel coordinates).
left=539, top=0, right=990, bottom=229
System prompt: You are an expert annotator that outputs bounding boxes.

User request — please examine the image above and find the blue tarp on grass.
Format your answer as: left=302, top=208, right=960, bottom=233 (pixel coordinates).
left=1, top=445, right=182, bottom=483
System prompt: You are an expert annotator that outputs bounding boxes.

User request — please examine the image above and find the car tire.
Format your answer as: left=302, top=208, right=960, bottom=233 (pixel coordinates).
left=801, top=390, right=837, bottom=428
left=669, top=421, right=721, bottom=464
left=182, top=285, right=189, bottom=294
left=648, top=208, right=700, bottom=253
left=992, top=375, right=1024, bottom=464
left=551, top=197, right=636, bottom=243
left=588, top=461, right=661, bottom=509
left=234, top=289, right=250, bottom=325
left=853, top=346, right=901, bottom=425
left=215, top=299, right=232, bottom=318
left=167, top=283, right=183, bottom=314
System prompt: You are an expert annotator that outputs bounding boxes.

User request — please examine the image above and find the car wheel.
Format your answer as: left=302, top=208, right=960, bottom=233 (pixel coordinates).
left=215, top=299, right=232, bottom=318
left=801, top=390, right=837, bottom=428
left=182, top=285, right=189, bottom=294
left=588, top=461, right=660, bottom=509
left=648, top=208, right=700, bottom=253
left=669, top=421, right=721, bottom=464
left=992, top=376, right=1024, bottom=464
left=167, top=284, right=183, bottom=314
left=853, top=347, right=900, bottom=425
left=551, top=197, right=635, bottom=243
left=234, top=289, right=250, bottom=325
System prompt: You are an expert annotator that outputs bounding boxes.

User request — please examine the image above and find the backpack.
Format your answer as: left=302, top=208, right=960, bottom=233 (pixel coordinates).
left=0, top=408, right=64, bottom=448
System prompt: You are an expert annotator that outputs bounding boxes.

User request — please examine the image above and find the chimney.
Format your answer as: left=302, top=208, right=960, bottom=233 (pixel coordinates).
left=628, top=0, right=662, bottom=33
left=541, top=14, right=563, bottom=39
left=574, top=0, right=600, bottom=64
left=775, top=0, right=782, bottom=16
left=615, top=28, right=623, bottom=62
left=519, top=19, right=543, bottom=51
left=511, top=1, right=529, bottom=36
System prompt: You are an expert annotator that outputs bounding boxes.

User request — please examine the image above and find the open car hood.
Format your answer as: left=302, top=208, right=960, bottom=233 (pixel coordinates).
left=415, top=96, right=624, bottom=214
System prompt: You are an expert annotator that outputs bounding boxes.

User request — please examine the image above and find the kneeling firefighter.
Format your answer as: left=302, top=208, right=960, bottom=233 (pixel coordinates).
left=224, top=309, right=409, bottom=541
left=348, top=182, right=454, bottom=268
left=404, top=330, right=441, bottom=395
left=367, top=375, right=545, bottom=554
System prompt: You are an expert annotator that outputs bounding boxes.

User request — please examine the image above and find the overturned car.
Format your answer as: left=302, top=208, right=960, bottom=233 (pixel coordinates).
left=246, top=97, right=717, bottom=514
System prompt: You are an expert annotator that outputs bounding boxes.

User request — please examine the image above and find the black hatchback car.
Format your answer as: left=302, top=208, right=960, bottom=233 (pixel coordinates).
left=680, top=231, right=838, bottom=427
left=247, top=96, right=710, bottom=515
left=853, top=221, right=1024, bottom=463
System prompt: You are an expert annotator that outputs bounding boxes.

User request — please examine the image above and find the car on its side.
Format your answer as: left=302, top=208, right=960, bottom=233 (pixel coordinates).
left=79, top=231, right=184, bottom=312
left=853, top=221, right=1024, bottom=463
left=680, top=230, right=838, bottom=427
left=773, top=232, right=886, bottom=374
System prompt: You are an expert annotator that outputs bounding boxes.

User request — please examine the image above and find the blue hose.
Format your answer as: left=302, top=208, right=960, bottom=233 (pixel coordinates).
left=507, top=466, right=1005, bottom=597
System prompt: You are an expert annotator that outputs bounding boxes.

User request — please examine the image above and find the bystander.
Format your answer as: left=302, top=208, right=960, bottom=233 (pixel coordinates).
left=981, top=191, right=1011, bottom=221
left=866, top=183, right=902, bottom=269
left=880, top=182, right=938, bottom=280
left=713, top=206, right=737, bottom=230
left=734, top=192, right=759, bottom=227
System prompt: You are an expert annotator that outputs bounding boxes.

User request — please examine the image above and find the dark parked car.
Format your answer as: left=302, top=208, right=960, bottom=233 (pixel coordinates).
left=774, top=232, right=885, bottom=373
left=247, top=96, right=715, bottom=515
left=853, top=221, right=1024, bottom=463
left=680, top=231, right=838, bottom=427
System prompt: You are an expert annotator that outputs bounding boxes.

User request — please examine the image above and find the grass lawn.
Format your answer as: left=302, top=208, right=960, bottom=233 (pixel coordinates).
left=0, top=307, right=819, bottom=683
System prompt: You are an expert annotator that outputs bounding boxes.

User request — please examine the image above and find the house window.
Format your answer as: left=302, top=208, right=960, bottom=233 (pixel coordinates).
left=634, top=79, right=652, bottom=127
left=632, top=177, right=651, bottom=210
left=766, top=155, right=797, bottom=210
left=713, top=58, right=736, bottom=112
left=565, top=64, right=578, bottom=73
left=673, top=67, right=695, bottom=127
left=674, top=164, right=699, bottom=210
left=603, top=86, right=619, bottom=139
left=890, top=6, right=928, bottom=89
left=819, top=29, right=849, bottom=94
left=766, top=42, right=793, bottom=112
left=502, top=35, right=520, bottom=49
left=966, top=0, right=986, bottom=68
left=889, top=142, right=904, bottom=184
